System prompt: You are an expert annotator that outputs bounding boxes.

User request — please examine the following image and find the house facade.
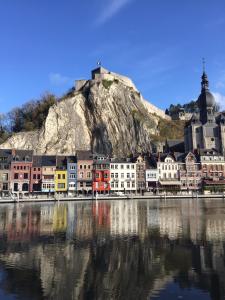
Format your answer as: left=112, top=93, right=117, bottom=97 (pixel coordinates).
left=10, top=150, right=33, bottom=194
left=0, top=149, right=11, bottom=196
left=41, top=156, right=56, bottom=193
left=77, top=150, right=93, bottom=194
left=110, top=158, right=136, bottom=193
left=30, top=156, right=42, bottom=193
left=67, top=156, right=77, bottom=195
left=93, top=154, right=110, bottom=194
left=179, top=152, right=202, bottom=192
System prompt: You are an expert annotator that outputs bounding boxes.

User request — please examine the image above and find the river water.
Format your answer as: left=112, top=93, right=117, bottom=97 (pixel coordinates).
left=0, top=199, right=224, bottom=300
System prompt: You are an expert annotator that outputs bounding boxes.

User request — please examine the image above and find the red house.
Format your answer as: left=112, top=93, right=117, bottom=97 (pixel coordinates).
left=92, top=155, right=110, bottom=194
left=11, top=150, right=33, bottom=194
left=30, top=156, right=42, bottom=193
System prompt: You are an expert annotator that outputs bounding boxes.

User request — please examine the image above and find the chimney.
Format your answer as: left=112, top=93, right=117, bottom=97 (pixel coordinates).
left=12, top=148, right=16, bottom=157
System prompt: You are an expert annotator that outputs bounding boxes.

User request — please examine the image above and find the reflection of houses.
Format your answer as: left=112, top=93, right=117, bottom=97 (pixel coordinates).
left=53, top=204, right=67, bottom=232
left=74, top=203, right=93, bottom=240
left=40, top=205, right=54, bottom=235
left=110, top=201, right=138, bottom=236
left=159, top=206, right=182, bottom=240
left=92, top=202, right=111, bottom=231
left=0, top=149, right=12, bottom=196
left=11, top=150, right=33, bottom=193
left=6, top=206, right=40, bottom=240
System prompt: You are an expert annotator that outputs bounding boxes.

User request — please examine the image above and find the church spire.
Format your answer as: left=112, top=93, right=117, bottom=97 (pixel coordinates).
left=201, top=58, right=209, bottom=91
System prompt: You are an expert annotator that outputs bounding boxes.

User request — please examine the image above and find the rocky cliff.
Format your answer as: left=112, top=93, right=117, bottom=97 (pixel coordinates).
left=0, top=68, right=170, bottom=156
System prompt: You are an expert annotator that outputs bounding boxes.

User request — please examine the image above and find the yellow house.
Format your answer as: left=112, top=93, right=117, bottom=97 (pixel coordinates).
left=55, top=170, right=67, bottom=192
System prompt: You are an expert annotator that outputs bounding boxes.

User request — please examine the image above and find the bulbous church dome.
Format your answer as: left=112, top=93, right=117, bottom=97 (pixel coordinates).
left=197, top=71, right=216, bottom=110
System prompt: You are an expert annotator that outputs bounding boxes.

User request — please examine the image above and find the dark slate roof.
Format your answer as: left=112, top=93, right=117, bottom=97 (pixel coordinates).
left=56, top=156, right=67, bottom=169
left=166, top=139, right=185, bottom=153
left=110, top=158, right=134, bottom=163
left=41, top=156, right=56, bottom=166
left=0, top=149, right=12, bottom=157
left=67, top=156, right=77, bottom=163
left=145, top=156, right=157, bottom=169
left=12, top=150, right=33, bottom=162
left=32, top=156, right=43, bottom=167
left=76, top=150, right=93, bottom=160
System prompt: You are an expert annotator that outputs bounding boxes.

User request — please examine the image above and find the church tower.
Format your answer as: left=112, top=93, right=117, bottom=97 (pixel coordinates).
left=185, top=64, right=221, bottom=153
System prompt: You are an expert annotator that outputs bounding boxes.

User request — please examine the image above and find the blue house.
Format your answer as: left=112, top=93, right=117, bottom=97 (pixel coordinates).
left=67, top=156, right=77, bottom=195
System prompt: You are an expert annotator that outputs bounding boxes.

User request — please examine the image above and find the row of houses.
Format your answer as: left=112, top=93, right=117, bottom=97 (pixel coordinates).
left=0, top=148, right=225, bottom=196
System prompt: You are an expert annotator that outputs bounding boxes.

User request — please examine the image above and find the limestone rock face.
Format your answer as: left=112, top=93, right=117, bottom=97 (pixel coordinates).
left=1, top=73, right=169, bottom=156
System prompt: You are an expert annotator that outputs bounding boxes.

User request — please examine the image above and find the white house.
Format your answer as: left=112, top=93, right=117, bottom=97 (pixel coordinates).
left=110, top=159, right=136, bottom=193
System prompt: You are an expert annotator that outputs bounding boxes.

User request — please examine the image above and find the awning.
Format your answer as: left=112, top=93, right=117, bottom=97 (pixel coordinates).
left=159, top=181, right=181, bottom=185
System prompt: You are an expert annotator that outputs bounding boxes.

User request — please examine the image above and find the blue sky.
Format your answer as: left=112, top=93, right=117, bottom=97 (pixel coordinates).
left=0, top=0, right=225, bottom=113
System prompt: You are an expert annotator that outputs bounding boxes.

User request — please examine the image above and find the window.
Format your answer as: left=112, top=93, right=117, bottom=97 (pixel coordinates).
left=80, top=172, right=84, bottom=179
left=84, top=165, right=86, bottom=169
left=87, top=172, right=91, bottom=179
left=121, top=182, right=124, bottom=188
left=37, top=174, right=41, bottom=180
left=3, top=183, right=8, bottom=190
left=33, top=174, right=36, bottom=179
left=80, top=165, right=82, bottom=169
left=58, top=174, right=61, bottom=180
left=80, top=182, right=84, bottom=187
left=24, top=173, right=28, bottom=179
left=127, top=173, right=130, bottom=179
left=111, top=182, right=114, bottom=188
left=131, top=165, right=134, bottom=169
left=58, top=183, right=65, bottom=189
left=34, top=168, right=36, bottom=171
left=121, top=165, right=124, bottom=169
left=70, top=165, right=76, bottom=170
left=132, top=173, right=135, bottom=178
left=121, top=173, right=124, bottom=179
left=104, top=173, right=108, bottom=178
left=115, top=173, right=118, bottom=178
left=2, top=173, right=8, bottom=181
left=127, top=182, right=130, bottom=188
left=14, top=173, right=19, bottom=179
left=127, top=165, right=130, bottom=169
left=111, top=173, right=114, bottom=178
left=132, top=182, right=135, bottom=188
left=111, top=165, right=114, bottom=169
left=62, top=174, right=66, bottom=179
left=70, top=174, right=76, bottom=179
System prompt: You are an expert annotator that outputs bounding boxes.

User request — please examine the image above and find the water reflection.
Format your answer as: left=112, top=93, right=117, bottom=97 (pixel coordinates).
left=0, top=199, right=224, bottom=299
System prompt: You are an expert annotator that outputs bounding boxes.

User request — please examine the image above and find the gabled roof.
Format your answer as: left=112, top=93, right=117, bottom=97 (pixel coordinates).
left=67, top=156, right=77, bottom=163
left=41, top=155, right=56, bottom=166
left=76, top=150, right=93, bottom=160
left=32, top=156, right=43, bottom=167
left=12, top=150, right=33, bottom=162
